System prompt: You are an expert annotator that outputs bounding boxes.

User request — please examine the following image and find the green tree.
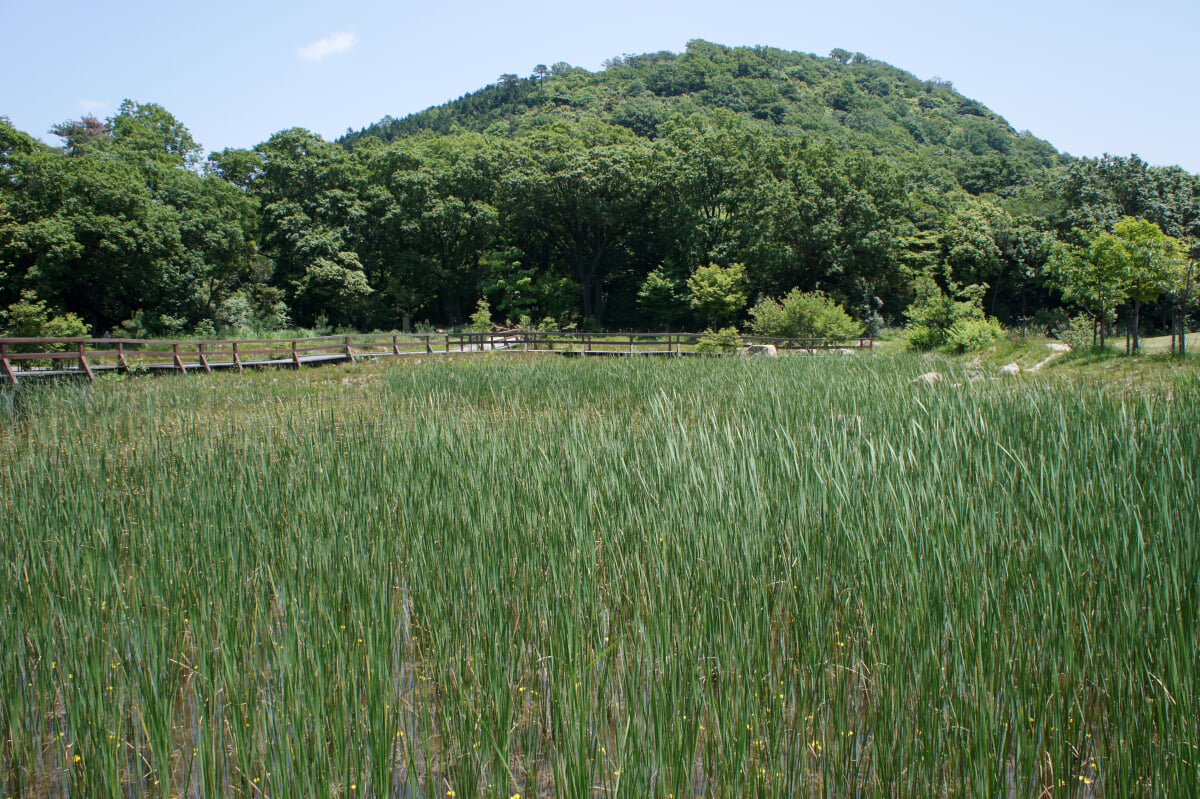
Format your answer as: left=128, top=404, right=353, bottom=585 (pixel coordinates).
left=251, top=128, right=374, bottom=327
left=108, top=100, right=203, bottom=168
left=502, top=134, right=651, bottom=325
left=687, top=262, right=747, bottom=327
left=904, top=275, right=992, bottom=351
left=1, top=290, right=91, bottom=353
left=748, top=289, right=863, bottom=341
left=1165, top=241, right=1199, bottom=356
left=1044, top=234, right=1126, bottom=348
left=636, top=267, right=688, bottom=329
left=1110, top=217, right=1187, bottom=352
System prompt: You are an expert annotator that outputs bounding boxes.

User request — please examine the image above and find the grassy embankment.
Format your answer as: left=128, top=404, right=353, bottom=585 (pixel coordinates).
left=1, top=352, right=1197, bottom=797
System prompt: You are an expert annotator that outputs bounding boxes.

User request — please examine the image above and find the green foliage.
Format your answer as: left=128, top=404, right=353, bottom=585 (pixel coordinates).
left=1058, top=313, right=1097, bottom=351
left=1045, top=217, right=1187, bottom=349
left=695, top=325, right=743, bottom=353
left=637, top=267, right=687, bottom=329
left=2, top=290, right=90, bottom=342
left=945, top=315, right=1006, bottom=352
left=3, top=42, right=1198, bottom=340
left=748, top=288, right=863, bottom=340
left=468, top=297, right=493, bottom=332
left=687, top=263, right=747, bottom=327
left=904, top=275, right=991, bottom=350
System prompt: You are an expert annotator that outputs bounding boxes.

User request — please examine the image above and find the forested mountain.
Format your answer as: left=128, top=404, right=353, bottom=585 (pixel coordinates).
left=3, top=41, right=1199, bottom=339
left=343, top=42, right=1064, bottom=201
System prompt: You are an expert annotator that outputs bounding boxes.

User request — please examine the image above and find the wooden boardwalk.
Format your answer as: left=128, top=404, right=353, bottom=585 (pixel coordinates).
left=0, top=331, right=874, bottom=387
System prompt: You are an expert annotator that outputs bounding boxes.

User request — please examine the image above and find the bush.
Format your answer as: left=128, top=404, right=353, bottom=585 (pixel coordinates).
left=688, top=263, right=747, bottom=327
left=749, top=289, right=864, bottom=341
left=469, top=298, right=494, bottom=332
left=904, top=276, right=995, bottom=351
left=905, top=324, right=945, bottom=352
left=946, top=316, right=1005, bottom=352
left=696, top=326, right=743, bottom=354
left=2, top=290, right=91, bottom=350
left=1057, top=314, right=1095, bottom=351
left=192, top=319, right=217, bottom=339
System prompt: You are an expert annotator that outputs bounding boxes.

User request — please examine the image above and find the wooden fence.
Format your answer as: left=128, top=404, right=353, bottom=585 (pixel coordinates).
left=0, top=331, right=873, bottom=386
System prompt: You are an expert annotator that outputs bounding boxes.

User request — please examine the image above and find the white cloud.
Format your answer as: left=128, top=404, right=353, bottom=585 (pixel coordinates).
left=298, top=31, right=358, bottom=62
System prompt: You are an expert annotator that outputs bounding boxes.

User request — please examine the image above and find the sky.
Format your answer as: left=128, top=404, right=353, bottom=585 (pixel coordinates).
left=2, top=0, right=1198, bottom=173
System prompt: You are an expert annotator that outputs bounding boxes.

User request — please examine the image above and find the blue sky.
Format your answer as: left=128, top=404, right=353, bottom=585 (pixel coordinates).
left=2, top=0, right=1197, bottom=173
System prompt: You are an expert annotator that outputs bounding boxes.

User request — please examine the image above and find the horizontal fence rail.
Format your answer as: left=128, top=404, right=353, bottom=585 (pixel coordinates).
left=0, top=331, right=873, bottom=386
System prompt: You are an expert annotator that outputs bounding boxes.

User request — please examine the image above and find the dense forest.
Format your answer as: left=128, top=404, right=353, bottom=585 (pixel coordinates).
left=2, top=41, right=1198, bottom=342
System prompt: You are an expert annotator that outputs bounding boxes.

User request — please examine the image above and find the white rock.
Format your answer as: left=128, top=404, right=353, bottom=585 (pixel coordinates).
left=740, top=344, right=778, bottom=357
left=1046, top=342, right=1072, bottom=352
left=911, top=372, right=943, bottom=386
left=998, top=363, right=1021, bottom=376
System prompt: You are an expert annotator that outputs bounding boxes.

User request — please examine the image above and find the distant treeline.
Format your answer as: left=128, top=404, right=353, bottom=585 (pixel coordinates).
left=2, top=41, right=1199, bottom=339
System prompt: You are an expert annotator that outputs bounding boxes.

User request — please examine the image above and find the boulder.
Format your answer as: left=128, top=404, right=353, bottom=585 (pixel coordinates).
left=911, top=372, right=943, bottom=387
left=1046, top=342, right=1072, bottom=352
left=998, top=362, right=1021, bottom=376
left=740, top=344, right=778, bottom=357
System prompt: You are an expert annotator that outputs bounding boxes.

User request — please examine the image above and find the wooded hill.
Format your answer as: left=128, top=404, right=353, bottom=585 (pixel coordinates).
left=343, top=42, right=1064, bottom=201
left=2, top=40, right=1198, bottom=340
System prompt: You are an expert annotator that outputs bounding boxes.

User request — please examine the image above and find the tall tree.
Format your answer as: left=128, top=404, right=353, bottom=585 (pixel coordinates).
left=503, top=133, right=651, bottom=324
left=1110, top=217, right=1187, bottom=352
left=1045, top=235, right=1126, bottom=348
left=251, top=129, right=374, bottom=326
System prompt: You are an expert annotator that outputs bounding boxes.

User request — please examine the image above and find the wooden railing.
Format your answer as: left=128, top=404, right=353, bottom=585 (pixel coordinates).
left=518, top=332, right=875, bottom=355
left=0, top=330, right=873, bottom=386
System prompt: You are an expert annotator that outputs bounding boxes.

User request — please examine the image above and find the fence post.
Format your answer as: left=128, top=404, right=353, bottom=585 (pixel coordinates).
left=392, top=334, right=400, bottom=357
left=198, top=341, right=212, bottom=373
left=75, top=340, right=94, bottom=381
left=0, top=341, right=17, bottom=387
left=292, top=340, right=302, bottom=369
left=172, top=343, right=186, bottom=374
left=233, top=341, right=244, bottom=373
left=345, top=335, right=356, bottom=364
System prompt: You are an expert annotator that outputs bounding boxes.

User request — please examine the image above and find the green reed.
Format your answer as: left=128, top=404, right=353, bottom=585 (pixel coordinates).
left=1, top=354, right=1197, bottom=796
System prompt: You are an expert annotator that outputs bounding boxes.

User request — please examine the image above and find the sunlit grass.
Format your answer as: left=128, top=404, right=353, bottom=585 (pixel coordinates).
left=1, top=353, right=1197, bottom=796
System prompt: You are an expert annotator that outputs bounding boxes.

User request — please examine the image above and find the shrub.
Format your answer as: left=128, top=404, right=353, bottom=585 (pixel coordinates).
left=946, top=316, right=1005, bottom=352
left=696, top=326, right=743, bottom=354
left=749, top=289, right=864, bottom=341
left=469, top=299, right=494, bottom=332
left=688, top=263, right=747, bottom=327
left=1057, top=314, right=1095, bottom=351
left=192, top=319, right=217, bottom=339
left=2, top=290, right=91, bottom=351
left=904, top=276, right=996, bottom=351
left=905, top=324, right=945, bottom=352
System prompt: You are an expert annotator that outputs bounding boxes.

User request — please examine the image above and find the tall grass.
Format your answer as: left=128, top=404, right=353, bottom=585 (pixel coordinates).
left=1, top=354, right=1196, bottom=796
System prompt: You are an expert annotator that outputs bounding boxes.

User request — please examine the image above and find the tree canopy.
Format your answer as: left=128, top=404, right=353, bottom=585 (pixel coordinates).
left=4, top=42, right=1200, bottom=340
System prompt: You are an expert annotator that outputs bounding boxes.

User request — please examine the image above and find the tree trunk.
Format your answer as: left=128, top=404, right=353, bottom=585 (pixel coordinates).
left=1180, top=306, right=1188, bottom=357
left=1131, top=299, right=1141, bottom=353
